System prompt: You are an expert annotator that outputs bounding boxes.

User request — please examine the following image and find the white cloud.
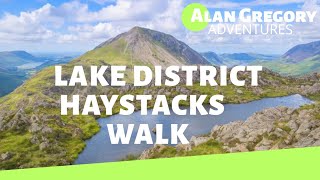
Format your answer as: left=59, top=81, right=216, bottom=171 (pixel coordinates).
left=0, top=4, right=57, bottom=41
left=0, top=0, right=318, bottom=54
left=54, top=0, right=169, bottom=23
left=54, top=0, right=184, bottom=44
left=0, top=0, right=179, bottom=44
left=57, top=34, right=78, bottom=43
left=61, top=22, right=116, bottom=43
left=54, top=0, right=185, bottom=44
left=251, top=0, right=305, bottom=6
left=292, top=0, right=320, bottom=41
left=147, top=0, right=184, bottom=33
left=204, top=0, right=305, bottom=9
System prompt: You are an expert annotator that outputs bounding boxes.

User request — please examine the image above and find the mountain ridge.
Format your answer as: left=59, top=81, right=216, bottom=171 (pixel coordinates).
left=0, top=51, right=42, bottom=68
left=0, top=26, right=319, bottom=170
left=253, top=40, right=320, bottom=76
left=79, top=26, right=209, bottom=67
left=201, top=51, right=224, bottom=65
left=282, top=40, right=320, bottom=62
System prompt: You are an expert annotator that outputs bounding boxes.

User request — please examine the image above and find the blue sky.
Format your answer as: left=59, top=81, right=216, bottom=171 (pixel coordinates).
left=0, top=0, right=112, bottom=15
left=0, top=0, right=318, bottom=54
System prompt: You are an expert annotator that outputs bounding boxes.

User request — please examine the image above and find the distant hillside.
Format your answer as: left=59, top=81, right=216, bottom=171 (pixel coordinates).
left=0, top=52, right=74, bottom=97
left=0, top=26, right=319, bottom=170
left=79, top=26, right=209, bottom=67
left=201, top=52, right=224, bottom=65
left=254, top=40, right=320, bottom=76
left=282, top=40, right=320, bottom=62
left=221, top=53, right=257, bottom=61
left=254, top=55, right=320, bottom=76
left=35, top=56, right=74, bottom=71
left=221, top=53, right=277, bottom=64
left=0, top=51, right=42, bottom=68
left=0, top=68, right=26, bottom=96
left=201, top=52, right=278, bottom=66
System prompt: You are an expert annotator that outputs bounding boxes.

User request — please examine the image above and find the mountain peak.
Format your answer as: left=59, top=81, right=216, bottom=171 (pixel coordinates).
left=94, top=26, right=147, bottom=49
left=128, top=26, right=145, bottom=32
left=83, top=27, right=209, bottom=66
left=124, top=26, right=144, bottom=36
left=98, top=26, right=174, bottom=47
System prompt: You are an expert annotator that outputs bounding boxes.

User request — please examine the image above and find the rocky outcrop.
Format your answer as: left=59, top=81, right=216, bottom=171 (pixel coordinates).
left=299, top=83, right=320, bottom=95
left=139, top=105, right=320, bottom=159
left=139, top=136, right=211, bottom=160
left=0, top=27, right=319, bottom=169
left=1, top=152, right=13, bottom=161
left=210, top=106, right=320, bottom=152
left=136, top=71, right=320, bottom=159
left=139, top=144, right=167, bottom=159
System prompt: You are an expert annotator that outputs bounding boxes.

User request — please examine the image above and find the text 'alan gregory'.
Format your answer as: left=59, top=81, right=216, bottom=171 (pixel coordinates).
left=191, top=8, right=317, bottom=35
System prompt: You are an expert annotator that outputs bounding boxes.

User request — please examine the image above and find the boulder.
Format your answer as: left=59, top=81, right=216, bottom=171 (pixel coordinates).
left=1, top=152, right=13, bottom=161
left=39, top=142, right=50, bottom=151
left=41, top=126, right=53, bottom=134
left=29, top=122, right=42, bottom=133
left=236, top=89, right=243, bottom=94
left=189, top=136, right=210, bottom=147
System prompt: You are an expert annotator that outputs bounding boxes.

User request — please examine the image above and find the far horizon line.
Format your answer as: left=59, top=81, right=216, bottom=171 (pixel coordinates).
left=0, top=25, right=318, bottom=56
left=0, top=49, right=283, bottom=56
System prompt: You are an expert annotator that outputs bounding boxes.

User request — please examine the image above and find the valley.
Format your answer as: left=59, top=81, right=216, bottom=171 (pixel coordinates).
left=254, top=55, right=320, bottom=76
left=201, top=40, right=320, bottom=77
left=201, top=51, right=280, bottom=67
left=0, top=52, right=77, bottom=97
left=0, top=27, right=319, bottom=170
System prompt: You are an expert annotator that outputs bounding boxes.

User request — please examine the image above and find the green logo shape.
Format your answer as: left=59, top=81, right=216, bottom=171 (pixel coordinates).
left=181, top=3, right=209, bottom=32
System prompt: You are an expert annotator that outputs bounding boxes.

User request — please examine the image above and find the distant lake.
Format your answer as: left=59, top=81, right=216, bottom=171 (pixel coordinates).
left=74, top=94, right=313, bottom=165
left=17, top=62, right=43, bottom=70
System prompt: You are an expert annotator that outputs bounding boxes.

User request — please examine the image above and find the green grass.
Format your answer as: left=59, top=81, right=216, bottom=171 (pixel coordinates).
left=0, top=132, right=41, bottom=169
left=120, top=154, right=140, bottom=161
left=253, top=55, right=320, bottom=76
left=0, top=71, right=314, bottom=169
left=184, top=140, right=225, bottom=156
left=0, top=41, right=319, bottom=169
left=0, top=113, right=100, bottom=169
left=147, top=140, right=225, bottom=159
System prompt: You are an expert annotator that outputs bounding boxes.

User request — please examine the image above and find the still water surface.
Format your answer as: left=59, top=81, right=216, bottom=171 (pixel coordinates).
left=75, top=94, right=313, bottom=164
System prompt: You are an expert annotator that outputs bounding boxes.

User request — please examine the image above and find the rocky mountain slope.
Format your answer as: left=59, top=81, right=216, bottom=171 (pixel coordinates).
left=0, top=27, right=319, bottom=169
left=139, top=80, right=320, bottom=159
left=0, top=27, right=209, bottom=169
left=139, top=103, right=320, bottom=159
left=79, top=27, right=209, bottom=67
